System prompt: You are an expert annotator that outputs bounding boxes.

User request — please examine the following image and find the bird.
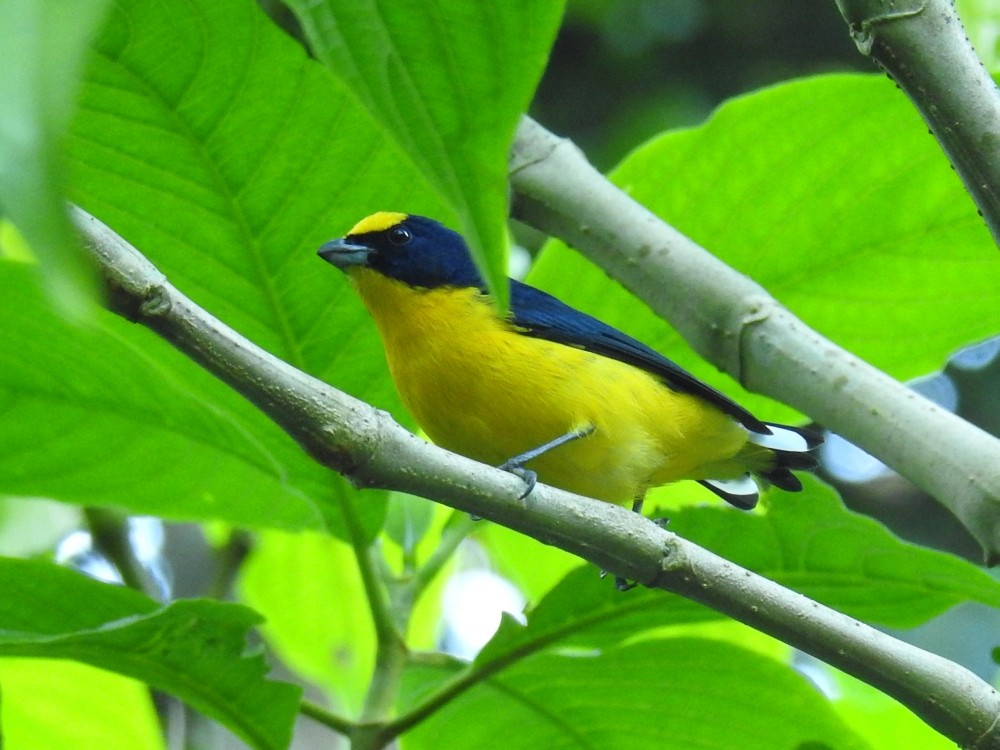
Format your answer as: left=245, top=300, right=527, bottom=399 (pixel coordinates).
left=318, top=211, right=820, bottom=516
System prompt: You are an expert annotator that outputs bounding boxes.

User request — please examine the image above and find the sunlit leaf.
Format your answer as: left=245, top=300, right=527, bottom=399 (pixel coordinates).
left=239, top=530, right=374, bottom=714
left=0, top=659, right=165, bottom=750
left=401, top=639, right=869, bottom=750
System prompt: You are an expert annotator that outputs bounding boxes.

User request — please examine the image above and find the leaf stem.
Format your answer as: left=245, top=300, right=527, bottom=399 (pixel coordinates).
left=83, top=507, right=148, bottom=594
left=299, top=699, right=355, bottom=736
left=208, top=529, right=253, bottom=600
left=335, top=483, right=409, bottom=728
left=410, top=511, right=476, bottom=597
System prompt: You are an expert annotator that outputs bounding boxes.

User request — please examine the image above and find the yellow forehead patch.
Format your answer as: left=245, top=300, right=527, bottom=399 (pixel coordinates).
left=347, top=211, right=408, bottom=236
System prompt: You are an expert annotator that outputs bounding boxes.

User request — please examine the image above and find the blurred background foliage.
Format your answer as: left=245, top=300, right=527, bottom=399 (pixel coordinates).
left=534, top=0, right=869, bottom=170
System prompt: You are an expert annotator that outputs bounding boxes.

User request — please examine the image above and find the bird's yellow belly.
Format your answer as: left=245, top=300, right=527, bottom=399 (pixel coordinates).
left=394, top=337, right=658, bottom=502
left=355, top=274, right=748, bottom=504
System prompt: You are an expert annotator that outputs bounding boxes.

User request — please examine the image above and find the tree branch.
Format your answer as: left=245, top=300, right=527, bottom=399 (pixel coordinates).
left=508, top=116, right=1000, bottom=561
left=834, top=0, right=1000, bottom=248
left=72, top=206, right=1000, bottom=748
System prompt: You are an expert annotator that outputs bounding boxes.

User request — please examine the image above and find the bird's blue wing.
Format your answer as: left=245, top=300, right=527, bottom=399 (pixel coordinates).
left=508, top=280, right=769, bottom=433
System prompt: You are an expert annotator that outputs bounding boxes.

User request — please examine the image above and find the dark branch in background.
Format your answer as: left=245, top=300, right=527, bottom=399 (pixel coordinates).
left=83, top=507, right=149, bottom=594
left=835, top=0, right=1000, bottom=247
left=72, top=207, right=1000, bottom=748
left=509, top=116, right=1000, bottom=562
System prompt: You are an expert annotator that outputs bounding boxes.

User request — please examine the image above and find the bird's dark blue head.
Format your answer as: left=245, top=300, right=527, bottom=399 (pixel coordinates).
left=318, top=212, right=485, bottom=289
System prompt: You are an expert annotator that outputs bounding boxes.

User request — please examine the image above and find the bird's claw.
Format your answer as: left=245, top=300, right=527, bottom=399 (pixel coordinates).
left=499, top=461, right=537, bottom=500
left=599, top=569, right=637, bottom=592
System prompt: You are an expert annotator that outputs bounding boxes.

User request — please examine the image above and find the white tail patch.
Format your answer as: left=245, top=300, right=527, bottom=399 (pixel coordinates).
left=749, top=427, right=809, bottom=452
left=699, top=475, right=759, bottom=510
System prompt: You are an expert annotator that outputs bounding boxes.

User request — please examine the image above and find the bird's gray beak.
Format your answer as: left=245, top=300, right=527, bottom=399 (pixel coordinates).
left=318, top=238, right=371, bottom=270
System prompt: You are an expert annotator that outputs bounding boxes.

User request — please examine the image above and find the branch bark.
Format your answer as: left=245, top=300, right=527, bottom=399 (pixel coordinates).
left=509, top=116, right=1000, bottom=561
left=72, top=206, right=1000, bottom=749
left=834, top=0, right=1000, bottom=248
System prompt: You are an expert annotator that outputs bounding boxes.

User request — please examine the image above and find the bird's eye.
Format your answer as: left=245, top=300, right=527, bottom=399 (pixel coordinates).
left=388, top=226, right=412, bottom=246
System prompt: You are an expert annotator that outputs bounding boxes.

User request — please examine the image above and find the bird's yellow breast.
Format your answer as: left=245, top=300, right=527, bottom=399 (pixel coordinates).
left=348, top=268, right=749, bottom=504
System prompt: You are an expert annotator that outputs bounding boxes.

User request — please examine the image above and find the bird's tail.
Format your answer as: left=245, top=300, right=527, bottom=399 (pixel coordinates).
left=698, top=423, right=822, bottom=510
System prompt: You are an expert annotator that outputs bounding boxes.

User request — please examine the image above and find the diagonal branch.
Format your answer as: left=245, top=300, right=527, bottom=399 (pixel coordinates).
left=509, top=116, right=1000, bottom=561
left=72, top=206, right=1000, bottom=749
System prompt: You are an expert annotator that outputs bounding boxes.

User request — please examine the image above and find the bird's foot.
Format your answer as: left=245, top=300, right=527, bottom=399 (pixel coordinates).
left=599, top=569, right=637, bottom=592
left=497, top=461, right=537, bottom=501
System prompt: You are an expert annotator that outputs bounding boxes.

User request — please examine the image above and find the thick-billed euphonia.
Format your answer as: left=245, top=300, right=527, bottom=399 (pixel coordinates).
left=319, top=212, right=819, bottom=513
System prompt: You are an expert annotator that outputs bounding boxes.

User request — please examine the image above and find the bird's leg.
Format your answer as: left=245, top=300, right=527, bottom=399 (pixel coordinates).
left=498, top=423, right=596, bottom=500
left=613, top=491, right=648, bottom=592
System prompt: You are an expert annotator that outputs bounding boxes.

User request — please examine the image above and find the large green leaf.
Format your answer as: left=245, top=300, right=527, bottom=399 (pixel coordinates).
left=0, top=263, right=331, bottom=530
left=828, top=666, right=954, bottom=750
left=476, top=521, right=583, bottom=602
left=239, top=530, right=375, bottom=714
left=0, top=558, right=300, bottom=750
left=289, top=0, right=566, bottom=302
left=472, top=565, right=710, bottom=671
left=0, top=0, right=109, bottom=316
left=667, top=477, right=1000, bottom=627
left=530, top=74, right=1000, bottom=423
left=2, top=0, right=491, bottom=533
left=0, top=658, right=165, bottom=750
left=400, top=638, right=869, bottom=750
left=956, top=0, right=1000, bottom=72
left=477, top=479, right=999, bottom=657
left=69, top=0, right=444, bottom=410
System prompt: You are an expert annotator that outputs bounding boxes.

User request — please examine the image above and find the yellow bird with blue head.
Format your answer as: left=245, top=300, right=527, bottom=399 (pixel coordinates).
left=319, top=211, right=819, bottom=516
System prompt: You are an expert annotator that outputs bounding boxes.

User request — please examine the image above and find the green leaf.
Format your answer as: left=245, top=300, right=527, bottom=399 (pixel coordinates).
left=0, top=558, right=300, bottom=750
left=384, top=491, right=436, bottom=557
left=476, top=479, right=999, bottom=665
left=0, top=0, right=109, bottom=316
left=401, top=639, right=869, bottom=750
left=0, top=0, right=487, bottom=535
left=471, top=563, right=722, bottom=674
left=956, top=0, right=1000, bottom=72
left=0, top=658, right=165, bottom=750
left=70, top=0, right=444, bottom=414
left=476, top=521, right=583, bottom=602
left=0, top=262, right=339, bottom=532
left=239, top=530, right=375, bottom=714
left=289, top=0, right=566, bottom=303
left=530, top=74, right=1000, bottom=422
left=472, top=569, right=696, bottom=671
left=827, top=665, right=954, bottom=750
left=666, top=477, right=1000, bottom=627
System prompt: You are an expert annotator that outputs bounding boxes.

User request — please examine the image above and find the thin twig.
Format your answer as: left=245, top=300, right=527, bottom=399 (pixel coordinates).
left=299, top=699, right=356, bottom=736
